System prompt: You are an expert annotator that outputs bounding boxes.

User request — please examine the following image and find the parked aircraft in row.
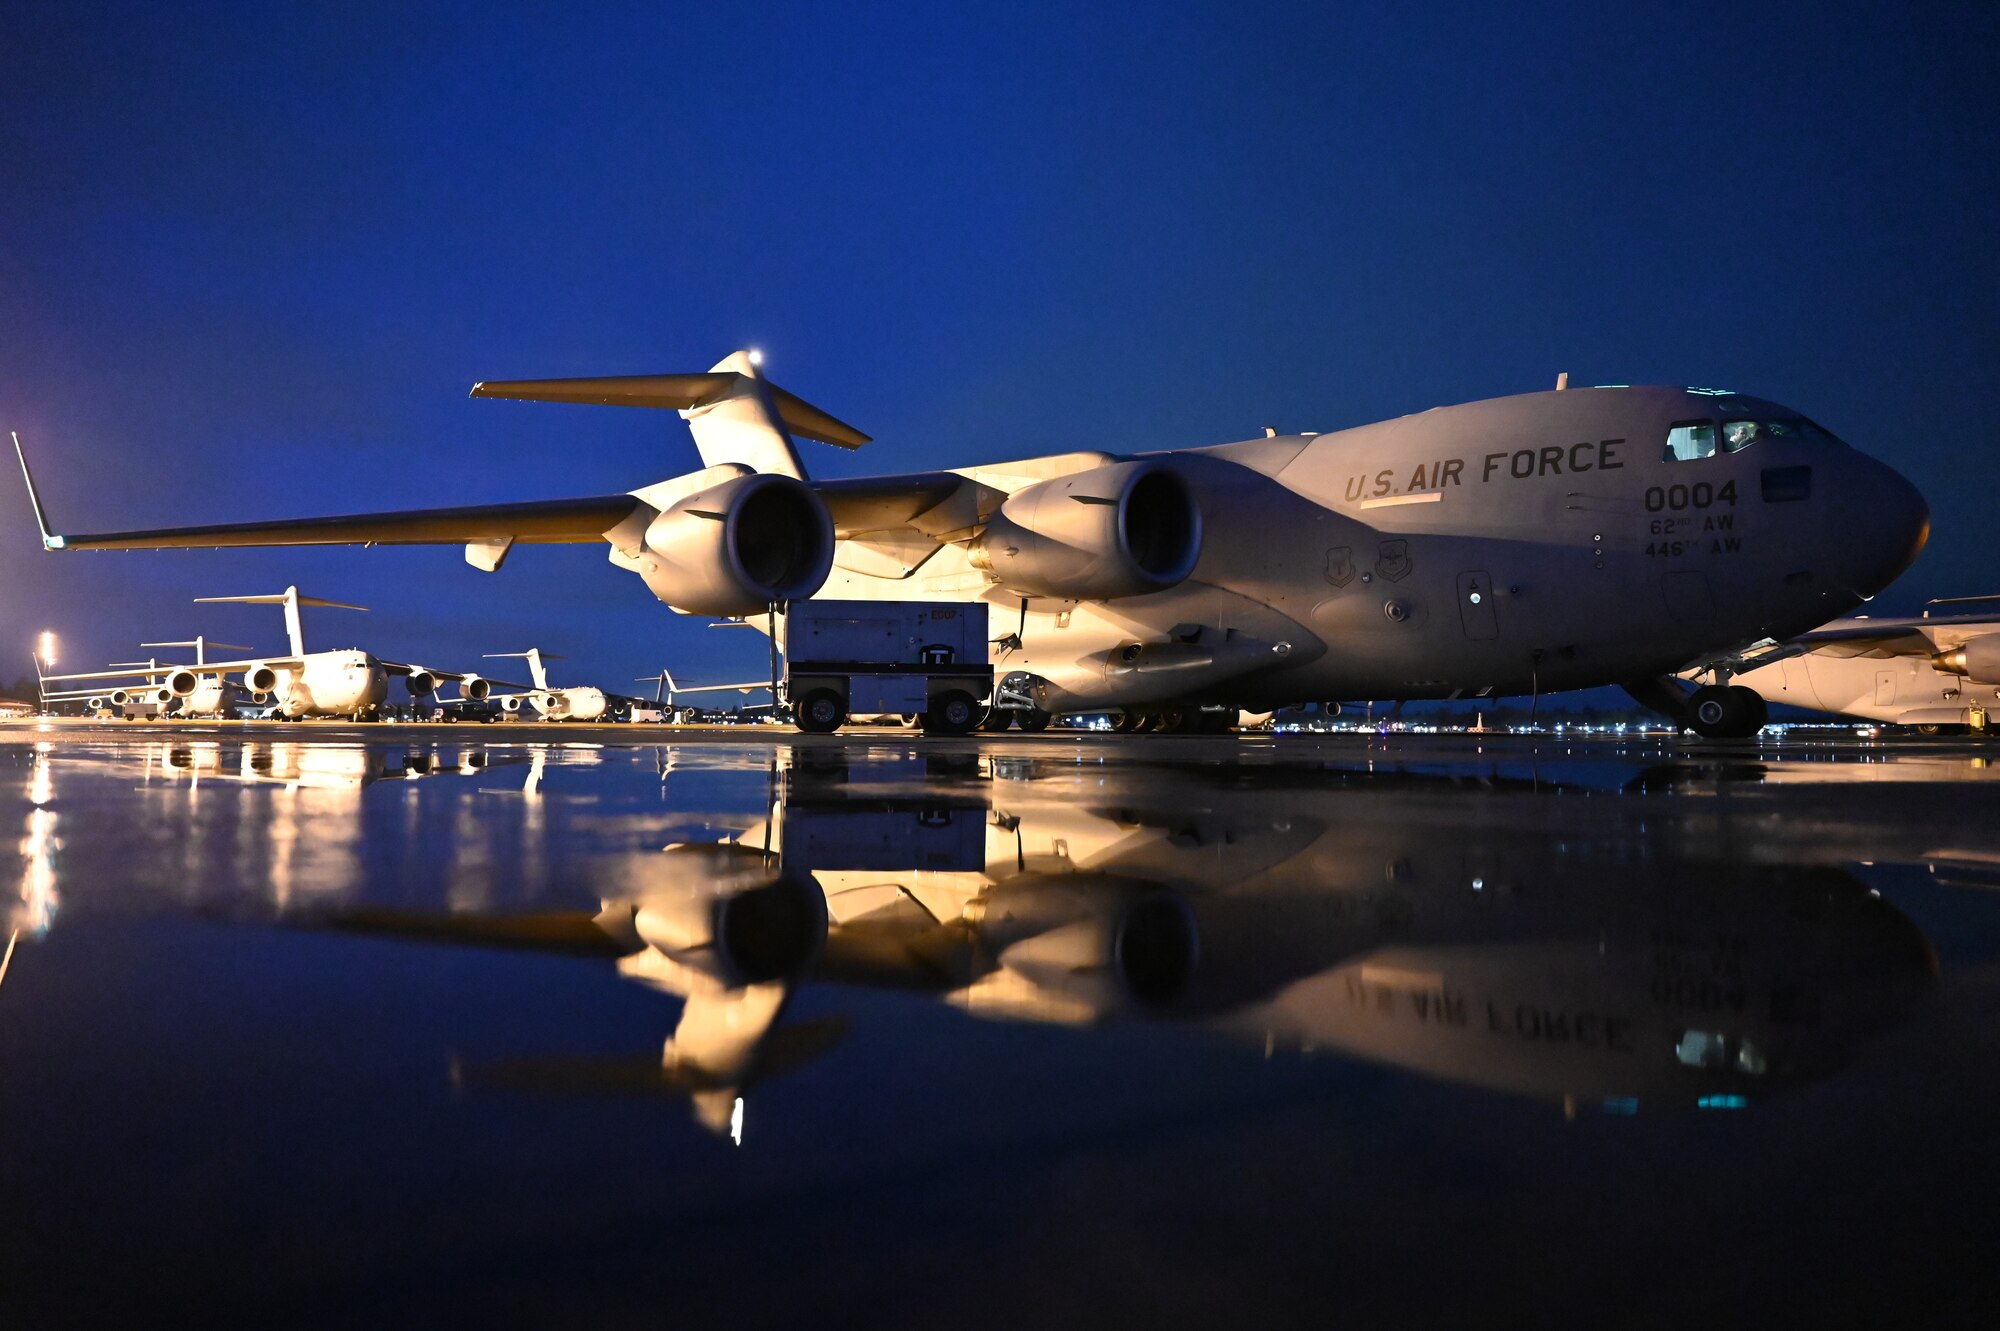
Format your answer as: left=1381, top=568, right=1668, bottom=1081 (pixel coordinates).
left=13, top=359, right=1929, bottom=738
left=33, top=586, right=493, bottom=720
left=483, top=648, right=661, bottom=722
left=1693, top=595, right=2000, bottom=734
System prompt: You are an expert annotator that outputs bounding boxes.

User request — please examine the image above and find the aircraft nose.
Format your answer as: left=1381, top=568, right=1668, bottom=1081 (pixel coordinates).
left=1839, top=453, right=1929, bottom=596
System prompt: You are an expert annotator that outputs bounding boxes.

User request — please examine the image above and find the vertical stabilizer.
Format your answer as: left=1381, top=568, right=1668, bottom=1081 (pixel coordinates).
left=194, top=587, right=367, bottom=658
left=680, top=352, right=805, bottom=479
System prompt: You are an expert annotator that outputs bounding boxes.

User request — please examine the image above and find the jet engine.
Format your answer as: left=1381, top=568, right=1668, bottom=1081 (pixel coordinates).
left=601, top=844, right=829, bottom=989
left=165, top=669, right=200, bottom=698
left=630, top=473, right=834, bottom=617
left=404, top=669, right=438, bottom=698
left=1934, top=635, right=2000, bottom=685
left=245, top=663, right=282, bottom=694
left=970, top=459, right=1201, bottom=600
left=457, top=675, right=491, bottom=701
left=961, top=875, right=1199, bottom=1022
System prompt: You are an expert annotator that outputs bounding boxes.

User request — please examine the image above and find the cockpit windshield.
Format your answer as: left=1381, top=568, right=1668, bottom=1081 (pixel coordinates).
left=1665, top=416, right=1839, bottom=462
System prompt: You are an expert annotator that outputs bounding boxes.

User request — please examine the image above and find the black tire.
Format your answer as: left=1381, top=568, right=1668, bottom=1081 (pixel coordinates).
left=1159, top=706, right=1189, bottom=733
left=980, top=707, right=1015, bottom=732
left=1111, top=712, right=1139, bottom=733
left=795, top=688, right=846, bottom=734
left=1735, top=686, right=1768, bottom=733
left=924, top=690, right=980, bottom=736
left=1201, top=708, right=1239, bottom=734
left=1688, top=684, right=1763, bottom=740
left=1017, top=708, right=1053, bottom=733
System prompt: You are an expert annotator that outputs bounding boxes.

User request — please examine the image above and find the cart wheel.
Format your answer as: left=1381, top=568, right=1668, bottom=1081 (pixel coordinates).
left=924, top=690, right=979, bottom=735
left=795, top=688, right=847, bottom=733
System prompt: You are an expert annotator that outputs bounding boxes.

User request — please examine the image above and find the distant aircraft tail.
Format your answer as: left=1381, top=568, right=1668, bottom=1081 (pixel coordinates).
left=195, top=586, right=366, bottom=657
left=468, top=350, right=869, bottom=479
left=486, top=649, right=557, bottom=691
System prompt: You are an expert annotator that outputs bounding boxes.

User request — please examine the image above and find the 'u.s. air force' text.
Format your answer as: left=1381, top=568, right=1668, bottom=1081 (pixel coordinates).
left=1344, top=439, right=1625, bottom=502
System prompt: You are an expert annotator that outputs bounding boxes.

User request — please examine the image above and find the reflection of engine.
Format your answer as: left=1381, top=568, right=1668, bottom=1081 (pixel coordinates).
left=602, top=844, right=829, bottom=989
left=630, top=473, right=834, bottom=616
left=1934, top=634, right=2000, bottom=684
left=970, top=460, right=1202, bottom=600
left=960, top=875, right=1199, bottom=1022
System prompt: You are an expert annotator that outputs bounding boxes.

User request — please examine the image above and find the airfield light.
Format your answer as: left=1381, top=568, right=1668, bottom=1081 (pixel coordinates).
left=37, top=631, right=55, bottom=669
left=747, top=348, right=764, bottom=367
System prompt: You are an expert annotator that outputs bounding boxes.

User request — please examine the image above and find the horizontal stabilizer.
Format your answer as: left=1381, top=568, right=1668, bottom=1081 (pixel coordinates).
left=471, top=369, right=871, bottom=449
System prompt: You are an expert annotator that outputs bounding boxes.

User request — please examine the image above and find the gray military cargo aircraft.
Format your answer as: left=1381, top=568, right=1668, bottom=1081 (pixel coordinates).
left=12, top=355, right=1929, bottom=737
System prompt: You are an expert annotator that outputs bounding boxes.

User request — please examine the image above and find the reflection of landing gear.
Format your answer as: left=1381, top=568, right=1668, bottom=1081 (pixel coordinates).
left=1688, top=685, right=1768, bottom=740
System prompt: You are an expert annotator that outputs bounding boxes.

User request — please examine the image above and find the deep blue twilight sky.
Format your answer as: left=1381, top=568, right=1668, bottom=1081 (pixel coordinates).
left=1, top=2, right=1995, bottom=688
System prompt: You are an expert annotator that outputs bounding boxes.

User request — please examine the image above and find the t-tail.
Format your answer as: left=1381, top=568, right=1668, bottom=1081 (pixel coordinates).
left=486, top=649, right=557, bottom=692
left=194, top=587, right=366, bottom=657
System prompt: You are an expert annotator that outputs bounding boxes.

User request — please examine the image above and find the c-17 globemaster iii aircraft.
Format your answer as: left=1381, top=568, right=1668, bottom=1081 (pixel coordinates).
left=11, top=356, right=1930, bottom=737
left=1698, top=595, right=2000, bottom=733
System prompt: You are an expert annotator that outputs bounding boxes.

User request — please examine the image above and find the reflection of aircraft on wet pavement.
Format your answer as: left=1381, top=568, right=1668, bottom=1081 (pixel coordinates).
left=321, top=755, right=1937, bottom=1138
left=1692, top=595, right=2000, bottom=734
left=16, top=363, right=1929, bottom=738
left=33, top=586, right=500, bottom=720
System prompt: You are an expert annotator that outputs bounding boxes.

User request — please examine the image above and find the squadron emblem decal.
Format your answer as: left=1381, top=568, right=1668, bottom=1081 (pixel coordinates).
left=1324, top=546, right=1355, bottom=588
left=1376, top=539, right=1412, bottom=582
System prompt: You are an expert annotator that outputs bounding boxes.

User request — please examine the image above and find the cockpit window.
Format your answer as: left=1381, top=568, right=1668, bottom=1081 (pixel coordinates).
left=1724, top=417, right=1835, bottom=453
left=1722, top=420, right=1760, bottom=452
left=1662, top=421, right=1717, bottom=462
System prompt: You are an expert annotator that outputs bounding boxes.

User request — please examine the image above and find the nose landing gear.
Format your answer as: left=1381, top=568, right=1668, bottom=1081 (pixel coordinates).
left=1687, top=684, right=1769, bottom=740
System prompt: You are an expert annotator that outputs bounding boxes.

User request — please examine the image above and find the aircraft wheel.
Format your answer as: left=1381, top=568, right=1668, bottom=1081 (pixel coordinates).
left=1158, top=706, right=1191, bottom=733
left=924, top=690, right=980, bottom=736
left=1111, top=712, right=1139, bottom=733
left=980, top=707, right=1015, bottom=732
left=1201, top=708, right=1239, bottom=734
left=1688, top=685, right=1764, bottom=740
left=1017, top=708, right=1053, bottom=732
left=1132, top=712, right=1160, bottom=734
left=795, top=689, right=846, bottom=734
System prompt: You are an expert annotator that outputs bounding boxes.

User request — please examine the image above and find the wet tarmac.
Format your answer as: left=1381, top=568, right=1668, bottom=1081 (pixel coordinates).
left=4, top=726, right=2000, bottom=1325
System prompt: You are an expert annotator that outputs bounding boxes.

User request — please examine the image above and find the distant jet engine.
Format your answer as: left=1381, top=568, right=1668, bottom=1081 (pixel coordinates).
left=165, top=669, right=200, bottom=698
left=245, top=663, right=283, bottom=694
left=109, top=689, right=134, bottom=706
left=457, top=674, right=491, bottom=701
left=971, top=459, right=1201, bottom=600
left=499, top=695, right=523, bottom=713
left=1933, top=634, right=2000, bottom=685
left=86, top=696, right=106, bottom=710
left=404, top=668, right=438, bottom=698
left=632, top=473, right=834, bottom=617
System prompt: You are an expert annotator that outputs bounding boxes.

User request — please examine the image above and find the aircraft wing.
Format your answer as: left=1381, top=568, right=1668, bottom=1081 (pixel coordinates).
left=381, top=662, right=532, bottom=691
left=32, top=495, right=645, bottom=552
left=1785, top=612, right=2000, bottom=659
left=37, top=657, right=302, bottom=683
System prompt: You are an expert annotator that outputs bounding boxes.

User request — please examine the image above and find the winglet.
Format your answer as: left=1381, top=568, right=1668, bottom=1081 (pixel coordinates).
left=12, top=432, right=64, bottom=550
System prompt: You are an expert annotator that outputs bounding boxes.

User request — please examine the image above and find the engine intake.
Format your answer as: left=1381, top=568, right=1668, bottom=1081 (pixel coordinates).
left=165, top=669, right=200, bottom=698
left=246, top=663, right=281, bottom=694
left=1934, top=634, right=2000, bottom=685
left=458, top=674, right=491, bottom=701
left=633, top=473, right=834, bottom=617
left=405, top=669, right=438, bottom=698
left=971, top=460, right=1201, bottom=600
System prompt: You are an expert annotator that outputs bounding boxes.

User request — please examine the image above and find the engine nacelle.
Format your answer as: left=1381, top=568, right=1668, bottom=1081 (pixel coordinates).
left=245, top=663, right=282, bottom=694
left=87, top=696, right=106, bottom=710
left=970, top=459, right=1201, bottom=600
left=607, top=844, right=829, bottom=989
left=457, top=675, right=491, bottom=702
left=500, top=695, right=522, bottom=713
left=404, top=669, right=438, bottom=698
left=165, top=669, right=200, bottom=698
left=1934, top=634, right=2000, bottom=685
left=962, top=875, right=1199, bottom=1022
left=109, top=689, right=133, bottom=706
left=631, top=473, right=834, bottom=617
